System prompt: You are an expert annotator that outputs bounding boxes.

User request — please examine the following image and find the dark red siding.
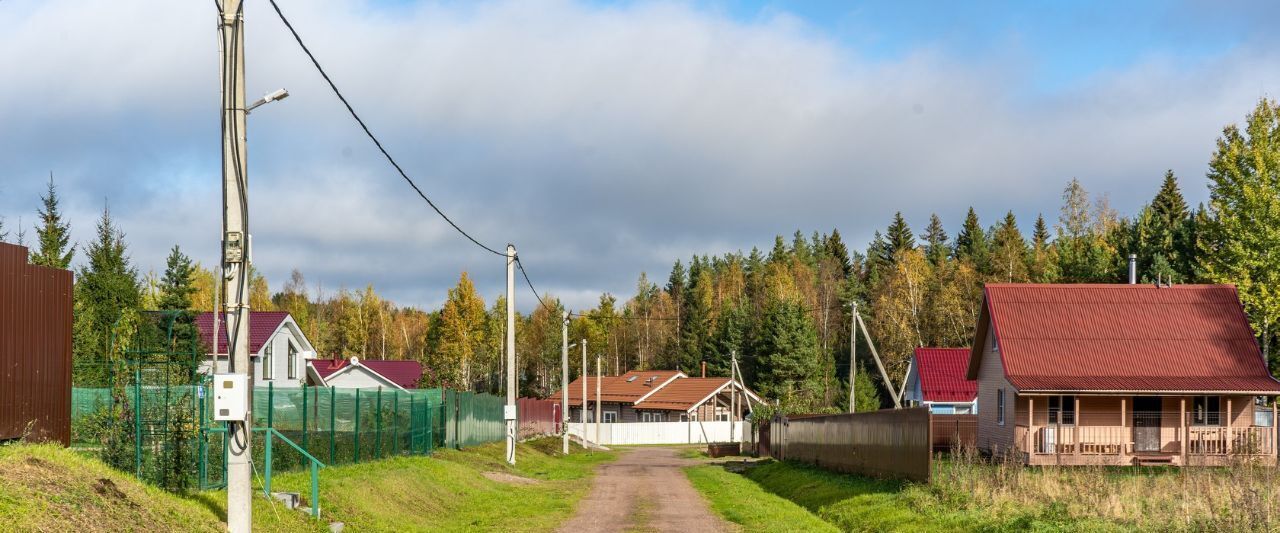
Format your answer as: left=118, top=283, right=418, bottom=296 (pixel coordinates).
left=0, top=243, right=73, bottom=445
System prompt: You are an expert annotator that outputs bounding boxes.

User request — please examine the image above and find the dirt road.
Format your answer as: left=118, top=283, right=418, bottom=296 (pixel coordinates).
left=558, top=447, right=731, bottom=533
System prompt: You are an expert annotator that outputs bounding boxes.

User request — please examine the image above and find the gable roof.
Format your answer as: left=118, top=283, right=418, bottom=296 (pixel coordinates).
left=555, top=370, right=685, bottom=407
left=634, top=377, right=763, bottom=411
left=309, top=358, right=423, bottom=390
left=968, top=284, right=1280, bottom=394
left=912, top=348, right=977, bottom=402
left=195, top=311, right=291, bottom=355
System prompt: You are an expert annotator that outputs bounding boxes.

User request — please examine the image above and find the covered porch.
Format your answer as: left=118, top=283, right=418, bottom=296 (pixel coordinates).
left=1013, top=394, right=1278, bottom=466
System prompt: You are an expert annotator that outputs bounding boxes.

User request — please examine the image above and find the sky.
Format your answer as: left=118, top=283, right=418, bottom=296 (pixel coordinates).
left=2, top=0, right=1279, bottom=312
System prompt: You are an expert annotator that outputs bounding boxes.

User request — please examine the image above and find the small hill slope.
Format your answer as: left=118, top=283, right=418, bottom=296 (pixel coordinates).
left=0, top=444, right=223, bottom=532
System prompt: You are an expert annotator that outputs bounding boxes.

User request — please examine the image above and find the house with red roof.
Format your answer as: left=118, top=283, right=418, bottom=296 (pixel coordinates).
left=968, top=283, right=1280, bottom=466
left=307, top=357, right=423, bottom=390
left=904, top=347, right=977, bottom=414
left=196, top=311, right=317, bottom=388
left=554, top=369, right=762, bottom=424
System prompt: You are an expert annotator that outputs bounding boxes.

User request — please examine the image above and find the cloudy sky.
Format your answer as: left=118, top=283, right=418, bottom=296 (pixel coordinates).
left=2, top=0, right=1279, bottom=312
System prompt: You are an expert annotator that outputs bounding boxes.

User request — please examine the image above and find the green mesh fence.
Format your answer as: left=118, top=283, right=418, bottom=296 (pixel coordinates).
left=73, top=383, right=507, bottom=492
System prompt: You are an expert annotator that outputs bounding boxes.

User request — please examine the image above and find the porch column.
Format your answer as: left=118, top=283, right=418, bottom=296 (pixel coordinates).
left=1074, top=396, right=1081, bottom=458
left=1227, top=398, right=1233, bottom=455
left=1120, top=397, right=1127, bottom=456
left=1027, top=396, right=1034, bottom=456
left=1180, top=397, right=1187, bottom=464
left=1273, top=399, right=1278, bottom=460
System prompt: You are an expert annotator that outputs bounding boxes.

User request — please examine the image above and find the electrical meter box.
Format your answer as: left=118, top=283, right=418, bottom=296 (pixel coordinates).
left=213, top=373, right=249, bottom=421
left=503, top=405, right=518, bottom=421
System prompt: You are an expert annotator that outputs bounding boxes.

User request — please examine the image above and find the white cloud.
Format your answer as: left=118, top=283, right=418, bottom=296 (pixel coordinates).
left=1, top=0, right=1278, bottom=311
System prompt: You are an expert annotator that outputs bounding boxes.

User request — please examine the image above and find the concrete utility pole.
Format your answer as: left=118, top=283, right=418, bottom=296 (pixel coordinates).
left=581, top=339, right=588, bottom=447
left=595, top=353, right=602, bottom=446
left=219, top=1, right=252, bottom=530
left=849, top=301, right=857, bottom=413
left=730, top=351, right=737, bottom=443
left=561, top=311, right=569, bottom=455
left=505, top=244, right=517, bottom=465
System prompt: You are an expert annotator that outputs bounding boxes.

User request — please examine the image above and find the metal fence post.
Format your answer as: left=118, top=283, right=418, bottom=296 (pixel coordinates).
left=376, top=386, right=383, bottom=458
left=267, top=381, right=275, bottom=429
left=354, top=388, right=362, bottom=463
left=264, top=429, right=274, bottom=495
left=199, top=381, right=207, bottom=489
left=393, top=389, right=400, bottom=455
left=329, top=386, right=336, bottom=464
left=134, top=366, right=142, bottom=479
left=301, top=382, right=309, bottom=468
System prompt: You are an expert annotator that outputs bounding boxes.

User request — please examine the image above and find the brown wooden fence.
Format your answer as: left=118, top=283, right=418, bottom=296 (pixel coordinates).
left=774, top=408, right=931, bottom=482
left=0, top=243, right=73, bottom=445
left=931, top=414, right=977, bottom=451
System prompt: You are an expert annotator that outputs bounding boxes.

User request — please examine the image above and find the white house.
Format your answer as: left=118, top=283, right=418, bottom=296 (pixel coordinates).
left=903, top=347, right=978, bottom=414
left=196, top=311, right=317, bottom=388
left=307, top=357, right=423, bottom=390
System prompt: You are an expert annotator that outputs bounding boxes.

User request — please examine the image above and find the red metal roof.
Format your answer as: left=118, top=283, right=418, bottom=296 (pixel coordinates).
left=195, top=311, right=291, bottom=355
left=554, top=370, right=684, bottom=407
left=635, top=377, right=733, bottom=411
left=970, top=284, right=1280, bottom=393
left=310, top=358, right=424, bottom=389
left=913, top=348, right=977, bottom=402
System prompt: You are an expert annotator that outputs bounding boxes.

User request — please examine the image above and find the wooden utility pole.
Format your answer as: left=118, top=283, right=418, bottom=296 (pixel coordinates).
left=219, top=1, right=252, bottom=529
left=595, top=353, right=602, bottom=446
left=581, top=339, right=588, bottom=447
left=849, top=302, right=857, bottom=413
left=855, top=308, right=902, bottom=408
left=730, top=351, right=737, bottom=443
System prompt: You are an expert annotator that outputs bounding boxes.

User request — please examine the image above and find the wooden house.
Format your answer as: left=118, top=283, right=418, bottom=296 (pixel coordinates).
left=968, top=283, right=1280, bottom=466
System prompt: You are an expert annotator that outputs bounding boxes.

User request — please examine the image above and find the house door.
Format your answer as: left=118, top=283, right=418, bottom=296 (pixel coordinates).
left=1133, top=397, right=1162, bottom=452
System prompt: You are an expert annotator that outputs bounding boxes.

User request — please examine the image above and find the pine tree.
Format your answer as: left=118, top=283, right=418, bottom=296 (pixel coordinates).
left=72, top=207, right=142, bottom=385
left=1032, top=214, right=1051, bottom=249
left=824, top=229, right=852, bottom=278
left=157, top=245, right=200, bottom=356
left=923, top=214, right=948, bottom=265
left=31, top=175, right=75, bottom=269
left=954, top=207, right=988, bottom=270
left=989, top=211, right=1029, bottom=282
left=885, top=212, right=915, bottom=260
left=1201, top=98, right=1280, bottom=360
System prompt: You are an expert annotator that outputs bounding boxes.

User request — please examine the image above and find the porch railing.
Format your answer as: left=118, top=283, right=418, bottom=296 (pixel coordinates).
left=1188, top=426, right=1276, bottom=456
left=1020, top=413, right=1276, bottom=458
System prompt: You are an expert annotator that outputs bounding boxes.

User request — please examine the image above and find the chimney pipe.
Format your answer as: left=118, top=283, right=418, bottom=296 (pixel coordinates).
left=1128, top=254, right=1137, bottom=284
left=701, top=361, right=706, bottom=378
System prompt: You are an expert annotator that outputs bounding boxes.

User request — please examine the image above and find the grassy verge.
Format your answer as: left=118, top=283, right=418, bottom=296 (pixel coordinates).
left=3, top=438, right=614, bottom=532
left=690, top=454, right=1280, bottom=532
left=685, top=464, right=837, bottom=533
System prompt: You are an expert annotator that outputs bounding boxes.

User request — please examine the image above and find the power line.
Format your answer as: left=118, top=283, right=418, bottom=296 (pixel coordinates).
left=266, top=0, right=505, bottom=257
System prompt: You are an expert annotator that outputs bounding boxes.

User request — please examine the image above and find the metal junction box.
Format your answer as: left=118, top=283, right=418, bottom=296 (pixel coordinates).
left=213, top=373, right=249, bottom=421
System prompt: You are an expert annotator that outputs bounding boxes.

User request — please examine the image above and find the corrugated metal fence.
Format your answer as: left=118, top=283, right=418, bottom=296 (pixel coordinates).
left=774, top=408, right=932, bottom=482
left=0, top=243, right=73, bottom=445
left=517, top=397, right=559, bottom=438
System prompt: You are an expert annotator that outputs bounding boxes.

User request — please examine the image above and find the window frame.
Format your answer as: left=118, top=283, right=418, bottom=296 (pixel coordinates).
left=996, top=389, right=1005, bottom=426
left=602, top=411, right=618, bottom=423
left=287, top=340, right=298, bottom=380
left=262, top=340, right=274, bottom=380
left=1192, top=395, right=1222, bottom=426
left=1048, top=395, right=1076, bottom=426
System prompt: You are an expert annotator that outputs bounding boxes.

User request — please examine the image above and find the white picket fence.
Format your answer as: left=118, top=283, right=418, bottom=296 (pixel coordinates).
left=567, top=421, right=751, bottom=445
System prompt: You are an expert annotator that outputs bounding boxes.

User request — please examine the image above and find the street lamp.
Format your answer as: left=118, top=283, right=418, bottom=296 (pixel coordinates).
left=246, top=88, right=289, bottom=114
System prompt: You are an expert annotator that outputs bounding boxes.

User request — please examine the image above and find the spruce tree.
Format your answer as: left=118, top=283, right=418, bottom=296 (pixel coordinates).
left=885, top=212, right=915, bottom=260
left=923, top=214, right=948, bottom=265
left=954, top=207, right=988, bottom=269
left=72, top=207, right=142, bottom=385
left=31, top=175, right=75, bottom=269
left=754, top=298, right=821, bottom=409
left=824, top=229, right=852, bottom=278
left=1032, top=214, right=1051, bottom=249
left=990, top=211, right=1029, bottom=282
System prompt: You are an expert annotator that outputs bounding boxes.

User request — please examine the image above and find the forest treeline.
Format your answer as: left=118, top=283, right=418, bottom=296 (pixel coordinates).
left=7, top=99, right=1279, bottom=413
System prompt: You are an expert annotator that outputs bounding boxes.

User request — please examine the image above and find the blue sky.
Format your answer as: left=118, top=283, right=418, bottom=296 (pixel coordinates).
left=2, top=0, right=1278, bottom=312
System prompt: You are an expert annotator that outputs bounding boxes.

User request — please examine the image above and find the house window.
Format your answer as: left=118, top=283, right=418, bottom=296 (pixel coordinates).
left=262, top=341, right=274, bottom=380
left=641, top=412, right=666, bottom=423
left=1192, top=396, right=1221, bottom=426
left=602, top=411, right=617, bottom=423
left=287, top=341, right=298, bottom=380
left=996, top=389, right=1005, bottom=426
left=1255, top=397, right=1274, bottom=427
left=679, top=413, right=689, bottom=422
left=1047, top=395, right=1076, bottom=425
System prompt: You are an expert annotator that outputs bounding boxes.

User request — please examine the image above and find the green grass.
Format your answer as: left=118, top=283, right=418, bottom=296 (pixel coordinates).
left=688, top=459, right=1129, bottom=533
left=685, top=464, right=837, bottom=533
left=2, top=438, right=614, bottom=532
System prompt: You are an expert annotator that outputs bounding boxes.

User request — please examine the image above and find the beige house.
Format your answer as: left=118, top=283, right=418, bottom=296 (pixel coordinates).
left=969, top=283, right=1280, bottom=466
